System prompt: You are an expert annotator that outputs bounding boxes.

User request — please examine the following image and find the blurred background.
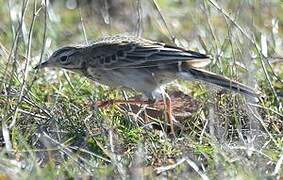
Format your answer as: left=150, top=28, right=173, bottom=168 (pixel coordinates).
left=0, top=0, right=282, bottom=179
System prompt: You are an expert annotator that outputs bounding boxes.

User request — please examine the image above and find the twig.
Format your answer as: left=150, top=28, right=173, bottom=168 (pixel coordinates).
left=155, top=157, right=209, bottom=180
left=199, top=117, right=209, bottom=144
left=201, top=1, right=219, bottom=52
left=248, top=103, right=283, bottom=120
left=63, top=70, right=75, bottom=92
left=40, top=132, right=94, bottom=174
left=29, top=0, right=47, bottom=86
left=1, top=0, right=29, bottom=91
left=186, top=158, right=209, bottom=180
left=1, top=0, right=29, bottom=156
left=109, top=129, right=127, bottom=180
left=151, top=0, right=175, bottom=43
left=17, top=108, right=48, bottom=119
left=79, top=7, right=88, bottom=44
left=2, top=120, right=13, bottom=157
left=121, top=90, right=137, bottom=126
left=155, top=157, right=187, bottom=173
left=228, top=146, right=273, bottom=160
left=247, top=105, right=278, bottom=147
left=68, top=146, right=111, bottom=163
left=272, top=153, right=283, bottom=176
left=135, top=0, right=143, bottom=37
left=10, top=0, right=37, bottom=129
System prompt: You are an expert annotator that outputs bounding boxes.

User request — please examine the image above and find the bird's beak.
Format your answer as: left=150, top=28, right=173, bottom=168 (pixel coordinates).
left=34, top=60, right=50, bottom=69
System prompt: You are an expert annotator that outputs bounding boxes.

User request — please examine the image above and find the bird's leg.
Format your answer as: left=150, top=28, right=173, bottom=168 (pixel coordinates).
left=163, top=93, right=175, bottom=137
left=95, top=96, right=176, bottom=136
left=95, top=99, right=151, bottom=108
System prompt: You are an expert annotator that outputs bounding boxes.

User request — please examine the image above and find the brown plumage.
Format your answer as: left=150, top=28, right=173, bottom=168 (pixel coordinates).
left=35, top=34, right=258, bottom=136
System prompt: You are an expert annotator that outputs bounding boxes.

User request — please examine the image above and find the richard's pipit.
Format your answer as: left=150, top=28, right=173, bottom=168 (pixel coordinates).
left=35, top=34, right=258, bottom=136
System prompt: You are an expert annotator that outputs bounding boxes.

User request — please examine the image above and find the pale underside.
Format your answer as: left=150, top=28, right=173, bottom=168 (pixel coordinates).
left=81, top=35, right=211, bottom=100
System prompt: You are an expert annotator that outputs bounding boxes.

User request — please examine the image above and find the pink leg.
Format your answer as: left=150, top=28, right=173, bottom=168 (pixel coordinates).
left=96, top=97, right=176, bottom=137
left=164, top=94, right=175, bottom=137
left=95, top=99, right=152, bottom=108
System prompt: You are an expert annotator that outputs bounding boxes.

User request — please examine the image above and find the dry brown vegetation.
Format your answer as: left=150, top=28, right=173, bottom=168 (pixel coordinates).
left=0, top=0, right=282, bottom=179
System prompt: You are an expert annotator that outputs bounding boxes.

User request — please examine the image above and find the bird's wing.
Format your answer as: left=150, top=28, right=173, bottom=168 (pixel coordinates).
left=85, top=36, right=210, bottom=70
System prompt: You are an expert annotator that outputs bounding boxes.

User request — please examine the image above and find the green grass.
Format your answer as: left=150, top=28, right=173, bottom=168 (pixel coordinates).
left=0, top=0, right=282, bottom=179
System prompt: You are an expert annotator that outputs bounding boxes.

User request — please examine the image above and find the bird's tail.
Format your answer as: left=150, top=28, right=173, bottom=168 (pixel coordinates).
left=179, top=66, right=258, bottom=98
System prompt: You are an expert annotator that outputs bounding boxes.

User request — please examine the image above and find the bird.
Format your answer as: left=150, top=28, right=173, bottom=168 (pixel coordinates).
left=35, top=34, right=258, bottom=136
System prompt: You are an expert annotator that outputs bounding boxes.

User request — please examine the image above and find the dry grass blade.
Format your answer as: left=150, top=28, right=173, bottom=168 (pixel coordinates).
left=0, top=0, right=282, bottom=179
left=273, top=153, right=283, bottom=176
left=206, top=0, right=282, bottom=109
left=10, top=0, right=39, bottom=129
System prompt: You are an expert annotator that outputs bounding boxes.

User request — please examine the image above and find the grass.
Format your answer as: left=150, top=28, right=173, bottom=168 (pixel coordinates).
left=0, top=0, right=282, bottom=179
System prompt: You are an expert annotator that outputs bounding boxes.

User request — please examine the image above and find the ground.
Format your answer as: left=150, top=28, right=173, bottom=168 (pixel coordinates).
left=0, top=0, right=282, bottom=179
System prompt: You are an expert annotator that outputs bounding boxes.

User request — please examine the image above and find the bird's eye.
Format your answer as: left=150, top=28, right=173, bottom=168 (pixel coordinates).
left=60, top=56, right=68, bottom=63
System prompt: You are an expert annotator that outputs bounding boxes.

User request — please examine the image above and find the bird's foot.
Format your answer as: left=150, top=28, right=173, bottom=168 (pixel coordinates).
left=94, top=100, right=115, bottom=108
left=94, top=99, right=151, bottom=108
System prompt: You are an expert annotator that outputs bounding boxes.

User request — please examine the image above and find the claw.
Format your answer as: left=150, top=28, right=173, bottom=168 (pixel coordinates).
left=94, top=100, right=114, bottom=108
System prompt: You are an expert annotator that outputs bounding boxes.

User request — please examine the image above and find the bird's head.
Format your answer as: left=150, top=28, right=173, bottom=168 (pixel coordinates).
left=35, top=46, right=84, bottom=70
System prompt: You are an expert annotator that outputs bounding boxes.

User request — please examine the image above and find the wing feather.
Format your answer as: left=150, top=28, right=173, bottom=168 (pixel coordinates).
left=85, top=35, right=210, bottom=69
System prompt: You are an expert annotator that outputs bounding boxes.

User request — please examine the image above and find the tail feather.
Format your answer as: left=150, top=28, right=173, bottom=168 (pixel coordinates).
left=180, top=67, right=258, bottom=98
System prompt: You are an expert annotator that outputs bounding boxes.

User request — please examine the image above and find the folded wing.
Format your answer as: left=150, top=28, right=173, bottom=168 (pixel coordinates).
left=86, top=36, right=210, bottom=69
